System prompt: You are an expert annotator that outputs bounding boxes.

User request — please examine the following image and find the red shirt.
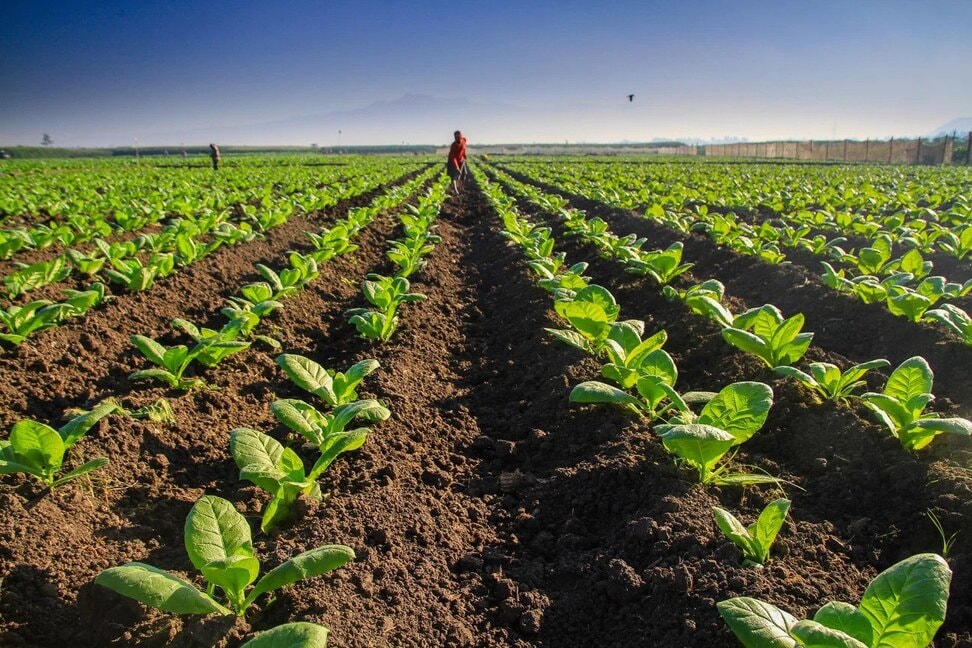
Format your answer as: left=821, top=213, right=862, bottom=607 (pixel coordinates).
left=448, top=137, right=467, bottom=170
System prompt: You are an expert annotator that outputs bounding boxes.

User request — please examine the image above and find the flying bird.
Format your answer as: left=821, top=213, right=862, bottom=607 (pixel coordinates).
left=627, top=94, right=635, bottom=102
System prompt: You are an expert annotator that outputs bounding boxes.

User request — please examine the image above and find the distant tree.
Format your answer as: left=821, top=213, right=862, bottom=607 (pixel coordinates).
left=41, top=133, right=53, bottom=146
left=311, top=142, right=318, bottom=148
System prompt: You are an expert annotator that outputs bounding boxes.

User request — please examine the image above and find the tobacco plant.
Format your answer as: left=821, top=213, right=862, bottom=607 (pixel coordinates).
left=718, top=553, right=952, bottom=648
left=96, top=495, right=355, bottom=616
left=774, top=359, right=890, bottom=403
left=713, top=498, right=790, bottom=565
left=656, top=382, right=777, bottom=485
left=861, top=356, right=972, bottom=450
left=0, top=400, right=116, bottom=488
left=276, top=354, right=381, bottom=407
left=722, top=304, right=813, bottom=368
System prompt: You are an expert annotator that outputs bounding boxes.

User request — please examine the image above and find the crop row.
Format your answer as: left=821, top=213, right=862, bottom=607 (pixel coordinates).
left=496, top=161, right=972, bottom=346
left=474, top=163, right=962, bottom=647
left=1, top=168, right=452, bottom=645
left=0, top=162, right=429, bottom=346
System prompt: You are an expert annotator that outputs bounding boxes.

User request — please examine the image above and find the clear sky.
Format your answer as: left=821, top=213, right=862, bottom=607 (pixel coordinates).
left=1, top=0, right=969, bottom=146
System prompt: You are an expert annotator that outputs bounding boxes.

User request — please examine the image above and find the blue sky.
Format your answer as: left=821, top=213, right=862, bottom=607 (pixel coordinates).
left=1, top=0, right=969, bottom=146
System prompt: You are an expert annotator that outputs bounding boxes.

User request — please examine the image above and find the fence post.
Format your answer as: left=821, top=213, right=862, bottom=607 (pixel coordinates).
left=843, top=139, right=848, bottom=161
left=967, top=131, right=971, bottom=165
left=865, top=139, right=870, bottom=162
left=889, top=137, right=894, bottom=164
left=916, top=137, right=922, bottom=165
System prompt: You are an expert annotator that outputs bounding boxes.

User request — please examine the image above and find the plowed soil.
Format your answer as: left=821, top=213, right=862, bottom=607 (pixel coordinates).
left=1, top=169, right=970, bottom=647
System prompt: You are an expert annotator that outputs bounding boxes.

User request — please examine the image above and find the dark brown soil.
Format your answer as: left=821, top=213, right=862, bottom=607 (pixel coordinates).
left=1, top=171, right=970, bottom=648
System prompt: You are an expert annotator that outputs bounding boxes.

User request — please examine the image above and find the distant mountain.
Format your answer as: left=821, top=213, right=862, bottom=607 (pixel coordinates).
left=929, top=118, right=972, bottom=137
left=143, top=94, right=525, bottom=146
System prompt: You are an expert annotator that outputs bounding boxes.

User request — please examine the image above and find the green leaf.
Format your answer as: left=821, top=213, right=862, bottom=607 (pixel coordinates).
left=812, top=602, right=873, bottom=646
left=59, top=400, right=118, bottom=448
left=884, top=357, right=933, bottom=403
left=131, top=335, right=166, bottom=366
left=723, top=328, right=772, bottom=366
left=240, top=622, right=330, bottom=648
left=750, top=498, right=790, bottom=562
left=713, top=507, right=756, bottom=559
left=717, top=597, right=798, bottom=648
left=276, top=354, right=336, bottom=404
left=244, top=545, right=355, bottom=607
left=698, top=382, right=774, bottom=444
left=658, top=424, right=736, bottom=475
left=271, top=399, right=327, bottom=444
left=95, top=563, right=231, bottom=615
left=230, top=428, right=287, bottom=474
left=199, top=554, right=261, bottom=599
left=789, top=620, right=868, bottom=648
left=569, top=381, right=643, bottom=412
left=184, top=496, right=255, bottom=574
left=858, top=553, right=951, bottom=648
left=52, top=457, right=108, bottom=487
left=10, top=420, right=64, bottom=474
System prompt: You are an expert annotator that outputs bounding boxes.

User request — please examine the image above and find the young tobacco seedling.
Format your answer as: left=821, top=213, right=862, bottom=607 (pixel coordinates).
left=861, top=356, right=972, bottom=450
left=655, top=381, right=777, bottom=486
left=925, top=303, right=972, bottom=344
left=96, top=496, right=354, bottom=616
left=722, top=304, right=813, bottom=369
left=546, top=284, right=624, bottom=354
left=718, top=553, right=952, bottom=648
left=625, top=241, right=695, bottom=285
left=713, top=498, right=790, bottom=565
left=129, top=335, right=207, bottom=390
left=240, top=622, right=330, bottom=648
left=346, top=274, right=425, bottom=341
left=663, top=279, right=734, bottom=328
left=4, top=256, right=72, bottom=298
left=170, top=318, right=251, bottom=367
left=270, top=398, right=390, bottom=450
left=230, top=428, right=327, bottom=532
left=276, top=354, right=381, bottom=407
left=0, top=300, right=73, bottom=345
left=0, top=400, right=117, bottom=488
left=774, top=359, right=890, bottom=403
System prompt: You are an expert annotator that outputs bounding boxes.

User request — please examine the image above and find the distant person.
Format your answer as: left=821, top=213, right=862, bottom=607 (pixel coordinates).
left=447, top=130, right=467, bottom=193
left=209, top=143, right=221, bottom=170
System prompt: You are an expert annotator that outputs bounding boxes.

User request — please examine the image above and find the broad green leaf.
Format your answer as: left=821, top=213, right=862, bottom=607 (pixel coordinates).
left=199, top=554, right=261, bottom=597
left=789, top=620, right=868, bottom=648
left=770, top=314, right=805, bottom=348
left=858, top=553, right=951, bottom=648
left=245, top=545, right=355, bottom=606
left=240, top=622, right=330, bottom=648
left=276, top=354, right=335, bottom=403
left=96, top=563, right=231, bottom=615
left=713, top=507, right=755, bottom=558
left=546, top=327, right=591, bottom=352
left=751, top=498, right=790, bottom=561
left=813, top=602, right=873, bottom=646
left=698, top=382, right=774, bottom=444
left=658, top=424, right=735, bottom=474
left=184, top=496, right=254, bottom=572
left=230, top=428, right=286, bottom=474
left=884, top=357, right=933, bottom=403
left=271, top=399, right=327, bottom=444
left=10, top=420, right=64, bottom=472
left=570, top=381, right=643, bottom=412
left=723, top=327, right=771, bottom=364
left=131, top=335, right=166, bottom=366
left=717, top=597, right=798, bottom=648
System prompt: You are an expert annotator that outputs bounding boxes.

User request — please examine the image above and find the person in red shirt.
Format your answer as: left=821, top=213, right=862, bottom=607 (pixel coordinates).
left=447, top=130, right=467, bottom=193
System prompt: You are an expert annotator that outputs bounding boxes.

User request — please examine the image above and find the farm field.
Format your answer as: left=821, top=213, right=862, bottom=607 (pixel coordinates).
left=1, top=154, right=971, bottom=647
